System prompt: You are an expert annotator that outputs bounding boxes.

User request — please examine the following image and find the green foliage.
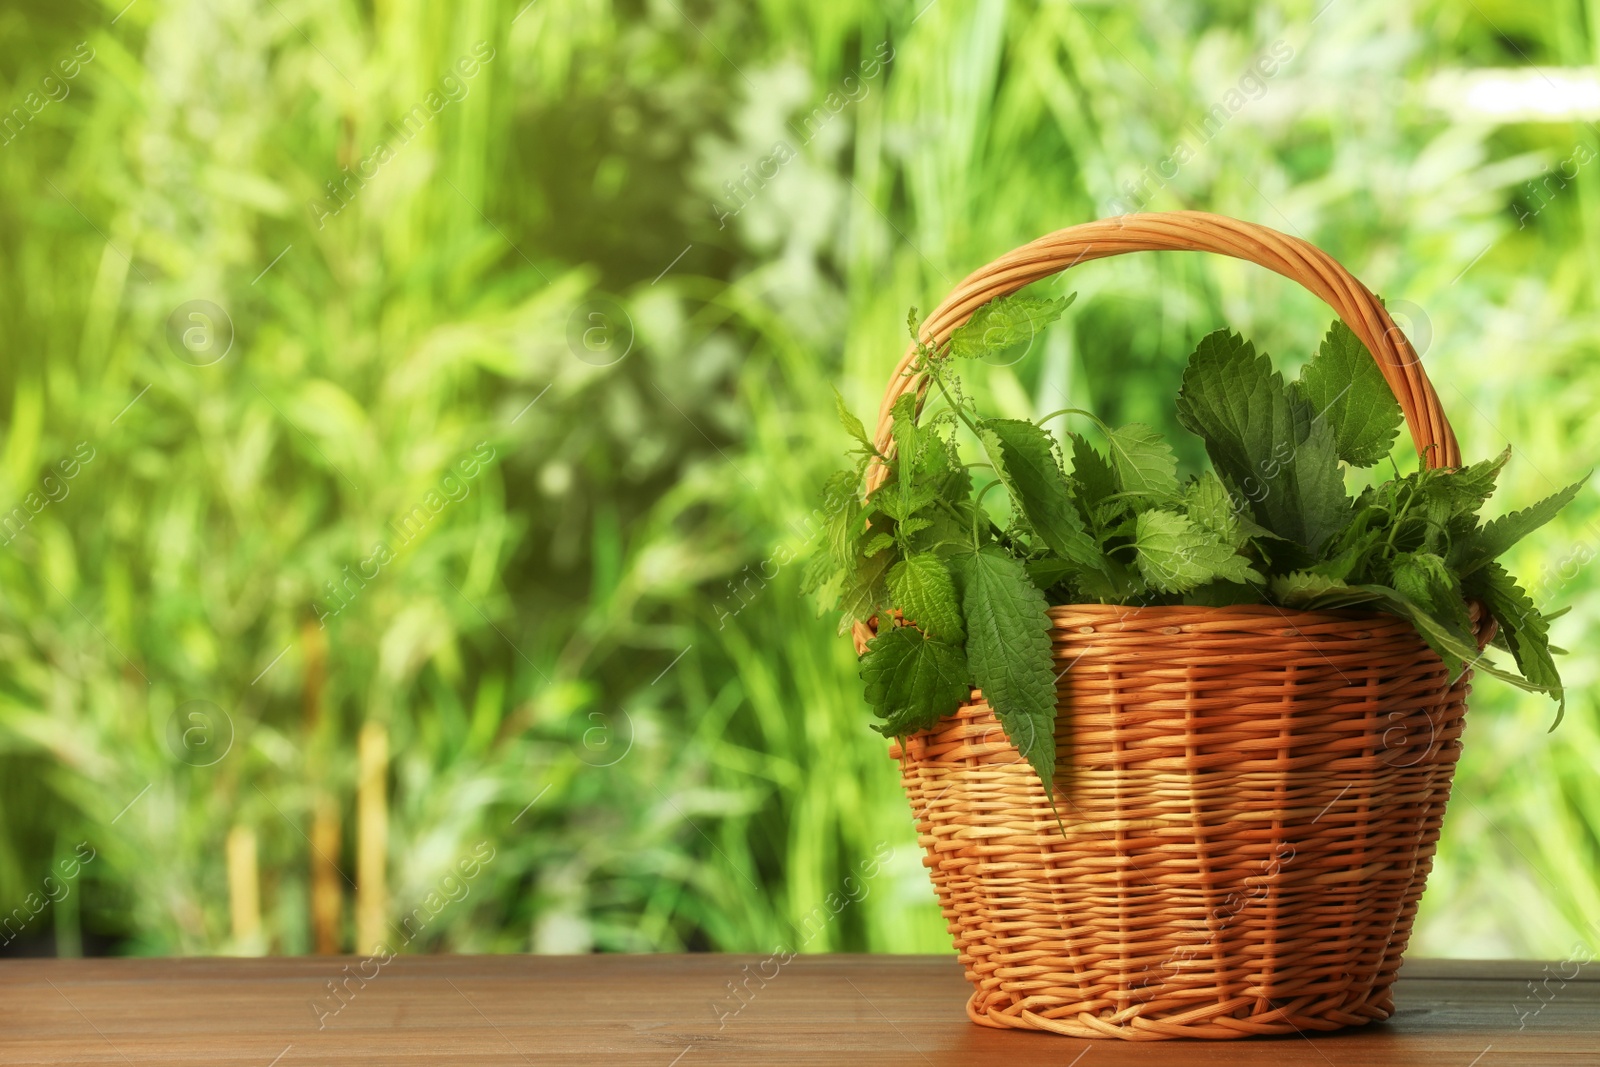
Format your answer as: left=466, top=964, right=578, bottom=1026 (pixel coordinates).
left=1294, top=320, right=1405, bottom=467
left=953, top=547, right=1058, bottom=795
left=947, top=295, right=1075, bottom=361
left=1175, top=329, right=1350, bottom=552
left=834, top=388, right=874, bottom=450
left=1067, top=433, right=1118, bottom=515
left=1455, top=479, right=1588, bottom=575
left=811, top=294, right=1580, bottom=811
left=1134, top=510, right=1263, bottom=593
left=1184, top=470, right=1246, bottom=547
left=860, top=625, right=970, bottom=736
left=887, top=554, right=963, bottom=641
left=1389, top=551, right=1478, bottom=676
left=978, top=419, right=1100, bottom=570
left=1468, top=563, right=1563, bottom=710
left=1105, top=423, right=1180, bottom=502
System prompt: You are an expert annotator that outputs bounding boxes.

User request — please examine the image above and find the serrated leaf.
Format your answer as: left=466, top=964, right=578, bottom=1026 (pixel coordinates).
left=1076, top=558, right=1146, bottom=602
left=1454, top=476, right=1588, bottom=573
left=836, top=549, right=891, bottom=634
left=860, top=625, right=971, bottom=736
left=1184, top=469, right=1244, bottom=547
left=1435, top=447, right=1510, bottom=520
left=1134, top=510, right=1263, bottom=593
left=1026, top=557, right=1078, bottom=591
left=1067, top=432, right=1117, bottom=516
left=1313, top=527, right=1384, bottom=583
left=977, top=418, right=1102, bottom=570
left=802, top=469, right=864, bottom=606
left=888, top=553, right=964, bottom=641
left=1105, top=423, right=1179, bottom=501
left=1175, top=329, right=1349, bottom=552
left=878, top=480, right=937, bottom=523
left=947, top=293, right=1073, bottom=361
left=1465, top=562, right=1563, bottom=709
left=820, top=470, right=861, bottom=563
left=897, top=517, right=934, bottom=540
left=889, top=392, right=920, bottom=466
left=954, top=547, right=1059, bottom=796
left=834, top=388, right=872, bottom=449
left=1389, top=551, right=1476, bottom=671
left=861, top=532, right=894, bottom=557
left=1292, top=319, right=1403, bottom=467
left=913, top=425, right=959, bottom=479
left=1269, top=571, right=1384, bottom=609
left=801, top=550, right=842, bottom=609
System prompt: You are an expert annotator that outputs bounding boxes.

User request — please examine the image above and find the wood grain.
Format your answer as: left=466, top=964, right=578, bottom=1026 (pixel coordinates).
left=1, top=956, right=1594, bottom=1065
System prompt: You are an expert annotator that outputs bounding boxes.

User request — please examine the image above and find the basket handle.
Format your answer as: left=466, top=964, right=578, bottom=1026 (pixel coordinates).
left=865, top=210, right=1457, bottom=497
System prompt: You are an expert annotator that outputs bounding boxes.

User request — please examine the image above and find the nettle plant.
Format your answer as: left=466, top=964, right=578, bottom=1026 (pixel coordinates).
left=806, top=293, right=1583, bottom=794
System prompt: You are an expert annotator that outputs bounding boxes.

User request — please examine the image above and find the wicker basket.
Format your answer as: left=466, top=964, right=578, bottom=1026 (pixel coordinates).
left=855, top=212, right=1491, bottom=1040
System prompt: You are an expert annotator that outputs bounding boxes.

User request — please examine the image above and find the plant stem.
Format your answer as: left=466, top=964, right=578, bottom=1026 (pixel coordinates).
left=1036, top=406, right=1111, bottom=437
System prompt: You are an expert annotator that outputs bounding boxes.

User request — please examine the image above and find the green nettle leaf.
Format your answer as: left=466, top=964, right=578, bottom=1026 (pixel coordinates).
left=1389, top=551, right=1477, bottom=665
left=1134, top=509, right=1263, bottom=593
left=1312, top=527, right=1384, bottom=583
left=1105, top=423, right=1179, bottom=501
left=912, top=424, right=957, bottom=479
left=1269, top=387, right=1351, bottom=552
left=1067, top=432, right=1117, bottom=515
left=836, top=549, right=892, bottom=634
left=1292, top=319, right=1403, bottom=467
left=1434, top=447, right=1510, bottom=522
left=890, top=392, right=921, bottom=471
left=1269, top=571, right=1385, bottom=609
left=955, top=547, right=1059, bottom=795
left=1174, top=328, right=1349, bottom=552
left=1026, top=557, right=1078, bottom=592
left=834, top=388, right=873, bottom=449
left=803, top=470, right=864, bottom=606
left=1174, top=329, right=1271, bottom=480
left=861, top=532, right=894, bottom=557
left=978, top=419, right=1102, bottom=570
left=888, top=553, right=964, bottom=641
left=1184, top=469, right=1244, bottom=547
left=1454, top=476, right=1588, bottom=574
left=946, top=293, right=1074, bottom=361
left=1077, top=558, right=1147, bottom=602
left=820, top=470, right=860, bottom=563
left=860, top=625, right=971, bottom=736
left=1466, top=562, right=1563, bottom=706
left=897, top=516, right=934, bottom=540
left=801, top=552, right=843, bottom=608
left=878, top=480, right=938, bottom=523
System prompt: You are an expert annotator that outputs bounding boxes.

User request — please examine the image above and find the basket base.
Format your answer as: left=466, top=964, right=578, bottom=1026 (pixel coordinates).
left=965, top=981, right=1395, bottom=1040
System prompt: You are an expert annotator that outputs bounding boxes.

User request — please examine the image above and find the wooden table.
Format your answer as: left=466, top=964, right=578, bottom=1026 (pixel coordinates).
left=2, top=955, right=1594, bottom=1065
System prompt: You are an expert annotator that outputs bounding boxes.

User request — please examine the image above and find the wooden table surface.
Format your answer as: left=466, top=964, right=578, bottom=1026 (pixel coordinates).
left=2, top=955, right=1594, bottom=1065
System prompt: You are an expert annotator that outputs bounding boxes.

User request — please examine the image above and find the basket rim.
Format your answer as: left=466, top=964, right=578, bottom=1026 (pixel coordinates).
left=1040, top=601, right=1483, bottom=626
left=861, top=600, right=1492, bottom=654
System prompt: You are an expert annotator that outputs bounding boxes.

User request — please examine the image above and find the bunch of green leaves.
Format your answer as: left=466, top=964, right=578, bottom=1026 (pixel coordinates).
left=807, top=292, right=1584, bottom=794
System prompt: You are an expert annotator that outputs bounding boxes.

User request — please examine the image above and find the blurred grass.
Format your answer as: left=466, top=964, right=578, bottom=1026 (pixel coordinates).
left=0, top=0, right=1595, bottom=960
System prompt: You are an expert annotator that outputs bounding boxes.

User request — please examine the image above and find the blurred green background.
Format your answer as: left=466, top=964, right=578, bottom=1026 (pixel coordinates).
left=0, top=0, right=1596, bottom=961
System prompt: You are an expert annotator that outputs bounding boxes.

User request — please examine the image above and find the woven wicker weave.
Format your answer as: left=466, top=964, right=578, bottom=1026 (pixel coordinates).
left=861, top=212, right=1489, bottom=1040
